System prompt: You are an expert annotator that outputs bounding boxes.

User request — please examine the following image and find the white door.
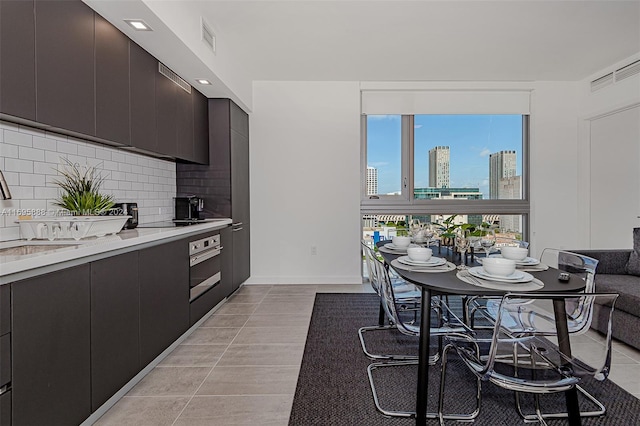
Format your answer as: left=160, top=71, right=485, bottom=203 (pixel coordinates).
left=589, top=104, right=640, bottom=248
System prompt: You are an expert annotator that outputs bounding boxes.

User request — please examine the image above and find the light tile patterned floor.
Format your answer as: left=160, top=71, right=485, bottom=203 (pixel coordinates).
left=94, top=284, right=640, bottom=425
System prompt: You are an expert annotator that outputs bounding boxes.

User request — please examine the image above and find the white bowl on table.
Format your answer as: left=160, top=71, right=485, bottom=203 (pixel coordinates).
left=501, top=246, right=529, bottom=261
left=407, top=247, right=432, bottom=262
left=482, top=257, right=517, bottom=277
left=392, top=236, right=411, bottom=248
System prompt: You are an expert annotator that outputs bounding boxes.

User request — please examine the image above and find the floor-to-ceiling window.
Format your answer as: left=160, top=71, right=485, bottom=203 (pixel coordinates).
left=360, top=89, right=531, bottom=256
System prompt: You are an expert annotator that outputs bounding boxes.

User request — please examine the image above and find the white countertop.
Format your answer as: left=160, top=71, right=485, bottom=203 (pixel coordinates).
left=0, top=219, right=232, bottom=284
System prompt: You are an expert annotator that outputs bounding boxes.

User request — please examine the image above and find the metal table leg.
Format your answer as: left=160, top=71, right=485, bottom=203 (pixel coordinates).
left=553, top=299, right=582, bottom=426
left=416, top=287, right=432, bottom=425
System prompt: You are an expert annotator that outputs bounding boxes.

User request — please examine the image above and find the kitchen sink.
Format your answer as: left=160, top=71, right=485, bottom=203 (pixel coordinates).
left=0, top=243, right=81, bottom=257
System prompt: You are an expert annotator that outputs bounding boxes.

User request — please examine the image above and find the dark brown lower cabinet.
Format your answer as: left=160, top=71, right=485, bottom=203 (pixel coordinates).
left=220, top=226, right=235, bottom=293
left=90, top=252, right=140, bottom=411
left=0, top=391, right=10, bottom=426
left=139, top=240, right=190, bottom=366
left=11, top=265, right=91, bottom=426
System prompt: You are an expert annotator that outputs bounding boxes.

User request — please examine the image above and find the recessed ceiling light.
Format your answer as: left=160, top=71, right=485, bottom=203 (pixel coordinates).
left=124, top=19, right=152, bottom=31
left=196, top=79, right=212, bottom=85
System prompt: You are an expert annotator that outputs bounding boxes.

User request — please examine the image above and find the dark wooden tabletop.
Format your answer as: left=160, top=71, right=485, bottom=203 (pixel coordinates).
left=375, top=241, right=587, bottom=296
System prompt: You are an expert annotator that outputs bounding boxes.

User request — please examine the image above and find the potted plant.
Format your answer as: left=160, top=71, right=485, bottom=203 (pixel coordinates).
left=53, top=158, right=115, bottom=216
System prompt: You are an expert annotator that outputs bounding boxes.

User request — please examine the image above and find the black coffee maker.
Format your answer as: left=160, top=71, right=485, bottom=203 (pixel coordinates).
left=174, top=196, right=204, bottom=221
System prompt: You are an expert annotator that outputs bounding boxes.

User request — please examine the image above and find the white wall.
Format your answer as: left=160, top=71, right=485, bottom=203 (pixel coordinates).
left=247, top=80, right=584, bottom=283
left=575, top=54, right=640, bottom=248
left=528, top=82, right=581, bottom=256
left=0, top=120, right=176, bottom=242
left=247, top=81, right=362, bottom=285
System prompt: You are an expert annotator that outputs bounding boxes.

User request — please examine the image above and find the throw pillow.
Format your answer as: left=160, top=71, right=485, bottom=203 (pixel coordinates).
left=627, top=227, right=640, bottom=276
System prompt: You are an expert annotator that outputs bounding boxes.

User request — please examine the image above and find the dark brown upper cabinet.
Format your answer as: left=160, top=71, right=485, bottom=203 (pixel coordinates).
left=35, top=0, right=95, bottom=136
left=156, top=68, right=178, bottom=158
left=193, top=90, right=209, bottom=164
left=129, top=41, right=158, bottom=153
left=1, top=0, right=207, bottom=163
left=95, top=14, right=130, bottom=145
left=176, top=86, right=194, bottom=161
left=0, top=0, right=36, bottom=121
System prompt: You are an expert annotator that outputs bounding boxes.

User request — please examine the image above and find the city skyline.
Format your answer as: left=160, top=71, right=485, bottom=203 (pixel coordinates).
left=366, top=114, right=523, bottom=196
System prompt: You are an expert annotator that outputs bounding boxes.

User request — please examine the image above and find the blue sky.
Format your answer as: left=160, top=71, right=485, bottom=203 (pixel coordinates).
left=367, top=114, right=523, bottom=197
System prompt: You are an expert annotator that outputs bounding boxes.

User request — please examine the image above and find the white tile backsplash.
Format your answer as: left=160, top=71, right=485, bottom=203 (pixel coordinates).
left=0, top=120, right=176, bottom=241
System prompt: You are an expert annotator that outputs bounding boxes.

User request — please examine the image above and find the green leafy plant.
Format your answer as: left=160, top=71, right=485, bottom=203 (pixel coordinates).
left=53, top=158, right=115, bottom=215
left=434, top=215, right=499, bottom=246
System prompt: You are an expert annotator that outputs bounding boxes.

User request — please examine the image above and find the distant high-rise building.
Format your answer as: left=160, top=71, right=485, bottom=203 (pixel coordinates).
left=366, top=166, right=378, bottom=196
left=489, top=150, right=517, bottom=199
left=429, top=146, right=450, bottom=188
left=498, top=176, right=522, bottom=232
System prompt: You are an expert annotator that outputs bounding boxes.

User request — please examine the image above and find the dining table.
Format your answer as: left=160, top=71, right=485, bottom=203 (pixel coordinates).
left=376, top=241, right=588, bottom=426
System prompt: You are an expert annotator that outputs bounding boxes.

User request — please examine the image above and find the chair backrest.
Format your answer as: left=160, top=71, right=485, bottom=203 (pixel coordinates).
left=540, top=249, right=599, bottom=331
left=362, top=241, right=381, bottom=295
left=485, top=293, right=618, bottom=388
left=540, top=249, right=598, bottom=292
left=369, top=254, right=418, bottom=336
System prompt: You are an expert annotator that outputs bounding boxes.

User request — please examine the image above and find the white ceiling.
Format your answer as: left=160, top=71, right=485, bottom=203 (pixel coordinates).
left=192, top=0, right=640, bottom=81
left=86, top=0, right=640, bottom=108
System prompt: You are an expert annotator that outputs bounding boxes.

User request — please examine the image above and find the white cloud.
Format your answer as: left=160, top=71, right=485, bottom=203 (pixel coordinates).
left=414, top=124, right=423, bottom=129
left=479, top=148, right=491, bottom=157
left=368, top=161, right=389, bottom=168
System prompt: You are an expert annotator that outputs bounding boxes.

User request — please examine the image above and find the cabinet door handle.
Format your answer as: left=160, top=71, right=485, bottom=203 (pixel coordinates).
left=232, top=222, right=243, bottom=227
left=232, top=227, right=244, bottom=232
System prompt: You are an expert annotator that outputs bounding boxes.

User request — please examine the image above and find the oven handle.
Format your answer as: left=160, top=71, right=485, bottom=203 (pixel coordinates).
left=190, top=247, right=221, bottom=266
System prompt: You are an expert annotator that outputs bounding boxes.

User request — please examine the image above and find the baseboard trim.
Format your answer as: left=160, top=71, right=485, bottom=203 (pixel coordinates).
left=244, top=276, right=363, bottom=285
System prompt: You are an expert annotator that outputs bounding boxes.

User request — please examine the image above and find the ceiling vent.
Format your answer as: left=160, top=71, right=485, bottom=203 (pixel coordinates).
left=615, top=59, right=640, bottom=82
left=158, top=62, right=191, bottom=94
left=201, top=18, right=216, bottom=54
left=591, top=59, right=640, bottom=92
left=590, top=72, right=614, bottom=92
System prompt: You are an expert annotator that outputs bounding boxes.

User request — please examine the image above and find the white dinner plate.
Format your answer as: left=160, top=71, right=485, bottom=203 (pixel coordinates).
left=488, top=254, right=540, bottom=266
left=384, top=243, right=418, bottom=251
left=469, top=266, right=533, bottom=283
left=397, top=256, right=446, bottom=267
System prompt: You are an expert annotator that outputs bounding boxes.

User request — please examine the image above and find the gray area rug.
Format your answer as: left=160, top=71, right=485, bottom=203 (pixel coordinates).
left=288, top=293, right=640, bottom=425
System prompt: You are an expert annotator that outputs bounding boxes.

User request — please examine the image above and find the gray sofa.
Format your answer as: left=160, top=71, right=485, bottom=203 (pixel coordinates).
left=572, top=228, right=640, bottom=351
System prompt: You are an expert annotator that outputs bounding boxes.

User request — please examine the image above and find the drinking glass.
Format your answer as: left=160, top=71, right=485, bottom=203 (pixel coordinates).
left=424, top=223, right=436, bottom=246
left=455, top=231, right=471, bottom=270
left=480, top=229, right=496, bottom=258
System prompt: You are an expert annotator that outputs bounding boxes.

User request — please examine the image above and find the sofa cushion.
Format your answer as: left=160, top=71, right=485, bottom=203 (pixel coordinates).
left=626, top=227, right=640, bottom=276
left=595, top=274, right=640, bottom=317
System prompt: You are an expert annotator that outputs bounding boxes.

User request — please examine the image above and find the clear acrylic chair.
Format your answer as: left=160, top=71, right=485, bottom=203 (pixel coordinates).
left=366, top=254, right=478, bottom=420
left=359, top=242, right=422, bottom=361
left=440, top=292, right=618, bottom=424
left=466, top=249, right=599, bottom=332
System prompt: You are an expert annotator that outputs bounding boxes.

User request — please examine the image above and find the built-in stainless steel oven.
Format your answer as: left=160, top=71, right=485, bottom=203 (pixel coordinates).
left=189, top=234, right=221, bottom=301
